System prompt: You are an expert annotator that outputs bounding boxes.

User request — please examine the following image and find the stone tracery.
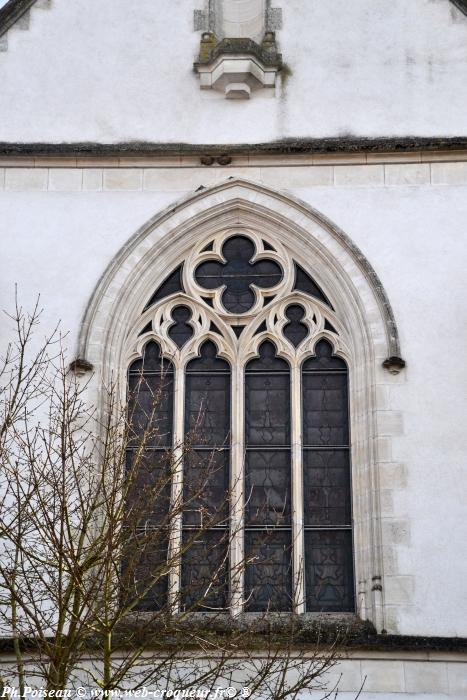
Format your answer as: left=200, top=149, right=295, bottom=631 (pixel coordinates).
left=126, top=228, right=352, bottom=615
left=79, top=178, right=404, bottom=630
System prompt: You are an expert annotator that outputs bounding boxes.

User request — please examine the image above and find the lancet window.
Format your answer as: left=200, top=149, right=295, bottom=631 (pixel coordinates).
left=126, top=230, right=354, bottom=614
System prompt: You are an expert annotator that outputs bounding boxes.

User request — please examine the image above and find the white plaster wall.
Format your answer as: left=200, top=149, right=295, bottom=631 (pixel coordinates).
left=1, top=0, right=467, bottom=142
left=1, top=651, right=467, bottom=697
left=1, top=164, right=467, bottom=637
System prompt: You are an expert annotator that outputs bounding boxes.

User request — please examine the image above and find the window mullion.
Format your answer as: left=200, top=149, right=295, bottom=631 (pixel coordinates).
left=168, top=366, right=185, bottom=613
left=230, top=362, right=244, bottom=615
left=291, top=364, right=305, bottom=614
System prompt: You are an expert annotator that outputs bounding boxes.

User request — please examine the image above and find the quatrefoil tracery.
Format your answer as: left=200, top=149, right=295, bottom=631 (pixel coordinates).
left=194, top=235, right=283, bottom=315
left=128, top=233, right=349, bottom=368
left=186, top=231, right=291, bottom=320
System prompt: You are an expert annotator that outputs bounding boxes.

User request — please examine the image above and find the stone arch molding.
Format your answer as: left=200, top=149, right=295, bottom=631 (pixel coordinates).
left=78, top=178, right=403, bottom=631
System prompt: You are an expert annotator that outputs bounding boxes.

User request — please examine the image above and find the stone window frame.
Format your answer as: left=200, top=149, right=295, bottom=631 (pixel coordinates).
left=126, top=229, right=352, bottom=614
left=78, top=178, right=403, bottom=631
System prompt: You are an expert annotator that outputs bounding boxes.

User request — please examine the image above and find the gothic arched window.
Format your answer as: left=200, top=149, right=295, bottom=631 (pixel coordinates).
left=127, top=232, right=354, bottom=614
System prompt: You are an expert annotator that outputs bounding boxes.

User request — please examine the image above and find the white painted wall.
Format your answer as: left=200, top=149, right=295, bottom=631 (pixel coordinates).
left=0, top=0, right=467, bottom=142
left=1, top=2, right=467, bottom=692
left=1, top=161, right=467, bottom=638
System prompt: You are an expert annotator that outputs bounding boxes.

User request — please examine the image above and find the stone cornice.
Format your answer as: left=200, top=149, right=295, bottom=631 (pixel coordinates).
left=1, top=137, right=467, bottom=158
left=195, top=36, right=282, bottom=68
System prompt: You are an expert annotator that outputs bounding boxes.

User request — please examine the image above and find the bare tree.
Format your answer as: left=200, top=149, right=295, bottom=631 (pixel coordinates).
left=0, top=297, right=354, bottom=698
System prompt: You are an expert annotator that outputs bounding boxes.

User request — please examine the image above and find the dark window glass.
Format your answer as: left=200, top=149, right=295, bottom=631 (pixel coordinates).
left=302, top=339, right=354, bottom=612
left=181, top=530, right=229, bottom=610
left=324, top=319, right=338, bottom=334
left=303, top=450, right=351, bottom=526
left=122, top=536, right=169, bottom=612
left=182, top=341, right=230, bottom=609
left=244, top=531, right=293, bottom=612
left=294, top=263, right=332, bottom=308
left=144, top=265, right=184, bottom=310
left=302, top=372, right=349, bottom=446
left=194, top=236, right=283, bottom=314
left=127, top=341, right=174, bottom=447
left=138, top=321, right=152, bottom=336
left=232, top=325, right=245, bottom=338
left=126, top=341, right=174, bottom=610
left=283, top=304, right=308, bottom=348
left=303, top=338, right=347, bottom=371
left=168, top=305, right=193, bottom=349
left=244, top=341, right=292, bottom=611
left=305, top=531, right=354, bottom=612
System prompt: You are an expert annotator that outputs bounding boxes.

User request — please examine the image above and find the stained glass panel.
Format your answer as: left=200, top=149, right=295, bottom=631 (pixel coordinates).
left=126, top=341, right=174, bottom=611
left=245, top=342, right=292, bottom=611
left=145, top=265, right=184, bottom=310
left=181, top=530, right=228, bottom=610
left=128, top=537, right=169, bottom=612
left=305, top=531, right=354, bottom=612
left=183, top=449, right=229, bottom=526
left=283, top=304, right=308, bottom=348
left=195, top=236, right=283, bottom=314
left=127, top=342, right=174, bottom=447
left=293, top=263, right=332, bottom=308
left=302, top=339, right=353, bottom=612
left=244, top=531, right=292, bottom=612
left=245, top=449, right=291, bottom=526
left=168, top=305, right=193, bottom=348
left=303, top=449, right=351, bottom=526
left=125, top=449, right=172, bottom=527
left=183, top=341, right=231, bottom=610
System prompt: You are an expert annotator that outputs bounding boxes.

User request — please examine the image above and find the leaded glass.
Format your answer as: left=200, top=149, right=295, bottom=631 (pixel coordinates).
left=283, top=304, right=308, bottom=348
left=182, top=341, right=230, bottom=609
left=194, top=236, right=283, bottom=313
left=126, top=340, right=174, bottom=611
left=303, top=339, right=347, bottom=371
left=305, top=531, right=354, bottom=612
left=181, top=530, right=229, bottom=610
left=244, top=531, right=292, bottom=612
left=302, top=339, right=353, bottom=612
left=303, top=450, right=351, bottom=526
left=183, top=449, right=229, bottom=526
left=293, top=263, right=332, bottom=308
left=127, top=342, right=174, bottom=448
left=125, top=450, right=172, bottom=527
left=145, top=265, right=184, bottom=310
left=245, top=449, right=291, bottom=526
left=245, top=341, right=292, bottom=611
left=168, top=305, right=193, bottom=348
left=125, top=537, right=169, bottom=612
left=302, top=372, right=349, bottom=446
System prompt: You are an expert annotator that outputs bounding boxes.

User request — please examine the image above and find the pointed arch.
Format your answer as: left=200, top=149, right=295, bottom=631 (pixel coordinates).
left=79, top=177, right=401, bottom=369
left=78, top=177, right=404, bottom=632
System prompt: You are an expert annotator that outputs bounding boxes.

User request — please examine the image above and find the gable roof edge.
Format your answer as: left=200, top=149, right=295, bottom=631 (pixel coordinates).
left=0, top=0, right=39, bottom=39
left=1, top=0, right=466, bottom=45
left=451, top=0, right=467, bottom=15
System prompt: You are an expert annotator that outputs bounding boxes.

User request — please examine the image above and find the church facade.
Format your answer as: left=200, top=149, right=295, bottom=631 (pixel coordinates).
left=1, top=0, right=467, bottom=697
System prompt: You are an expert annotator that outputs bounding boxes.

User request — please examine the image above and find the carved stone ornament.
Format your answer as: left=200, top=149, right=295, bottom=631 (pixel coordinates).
left=126, top=229, right=348, bottom=372
left=69, top=358, right=94, bottom=376
left=382, top=356, right=406, bottom=375
left=194, top=33, right=282, bottom=99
